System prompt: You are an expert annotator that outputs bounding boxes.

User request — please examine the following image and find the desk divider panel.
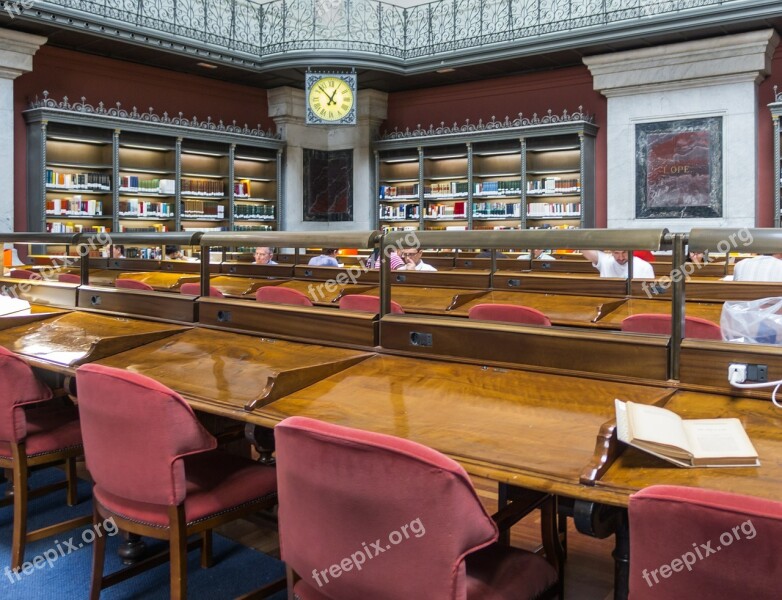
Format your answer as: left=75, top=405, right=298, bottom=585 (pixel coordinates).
left=221, top=263, right=295, bottom=278
left=379, top=314, right=669, bottom=381
left=493, top=272, right=629, bottom=296
left=0, top=277, right=79, bottom=308
left=160, top=260, right=220, bottom=274
left=530, top=259, right=596, bottom=274
left=679, top=339, right=782, bottom=398
left=106, top=258, right=162, bottom=271
left=293, top=264, right=380, bottom=285
left=77, top=286, right=198, bottom=323
left=198, top=297, right=378, bottom=348
left=390, top=270, right=490, bottom=289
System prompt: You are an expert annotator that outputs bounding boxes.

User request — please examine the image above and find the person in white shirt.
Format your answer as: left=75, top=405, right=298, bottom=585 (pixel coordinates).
left=517, top=249, right=555, bottom=261
left=307, top=248, right=340, bottom=267
left=581, top=250, right=655, bottom=278
left=398, top=249, right=437, bottom=271
left=732, top=254, right=782, bottom=282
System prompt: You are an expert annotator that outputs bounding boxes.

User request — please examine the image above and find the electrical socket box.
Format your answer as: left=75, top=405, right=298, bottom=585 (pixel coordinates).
left=746, top=364, right=768, bottom=383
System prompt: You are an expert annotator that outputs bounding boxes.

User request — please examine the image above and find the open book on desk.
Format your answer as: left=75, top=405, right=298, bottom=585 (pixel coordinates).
left=614, top=399, right=759, bottom=468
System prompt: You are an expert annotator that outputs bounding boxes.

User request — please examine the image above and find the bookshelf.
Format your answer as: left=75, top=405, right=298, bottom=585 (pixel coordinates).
left=25, top=94, right=283, bottom=237
left=769, top=89, right=782, bottom=227
left=374, top=110, right=597, bottom=232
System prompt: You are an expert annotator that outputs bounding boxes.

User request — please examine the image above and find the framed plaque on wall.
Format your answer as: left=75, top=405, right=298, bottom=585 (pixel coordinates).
left=303, top=149, right=353, bottom=222
left=636, top=117, right=723, bottom=219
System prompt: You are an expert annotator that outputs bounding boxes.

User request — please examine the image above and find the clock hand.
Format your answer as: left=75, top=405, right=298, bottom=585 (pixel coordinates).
left=326, top=88, right=338, bottom=106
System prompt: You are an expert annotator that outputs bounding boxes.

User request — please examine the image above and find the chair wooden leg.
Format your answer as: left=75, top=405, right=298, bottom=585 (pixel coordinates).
left=65, top=456, right=78, bottom=506
left=541, top=496, right=566, bottom=599
left=286, top=565, right=298, bottom=600
left=169, top=505, right=188, bottom=600
left=10, top=443, right=28, bottom=572
left=90, top=505, right=108, bottom=600
left=200, top=529, right=213, bottom=569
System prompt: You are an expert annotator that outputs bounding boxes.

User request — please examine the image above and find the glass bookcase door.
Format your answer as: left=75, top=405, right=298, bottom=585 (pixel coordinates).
left=422, top=144, right=468, bottom=231
left=234, top=145, right=277, bottom=232
left=378, top=150, right=421, bottom=232
left=525, top=138, right=583, bottom=230
left=45, top=125, right=113, bottom=234
left=117, top=133, right=176, bottom=233
left=180, top=141, right=230, bottom=233
left=472, top=139, right=522, bottom=231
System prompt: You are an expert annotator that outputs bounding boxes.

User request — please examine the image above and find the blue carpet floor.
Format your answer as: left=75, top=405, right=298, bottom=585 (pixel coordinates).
left=0, top=467, right=286, bottom=599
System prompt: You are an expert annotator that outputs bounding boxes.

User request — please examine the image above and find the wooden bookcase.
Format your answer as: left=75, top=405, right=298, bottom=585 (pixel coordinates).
left=374, top=112, right=597, bottom=232
left=24, top=97, right=283, bottom=236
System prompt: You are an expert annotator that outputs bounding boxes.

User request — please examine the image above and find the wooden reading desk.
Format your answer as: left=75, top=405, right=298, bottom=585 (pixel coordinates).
left=248, top=354, right=674, bottom=503
left=92, top=327, right=373, bottom=419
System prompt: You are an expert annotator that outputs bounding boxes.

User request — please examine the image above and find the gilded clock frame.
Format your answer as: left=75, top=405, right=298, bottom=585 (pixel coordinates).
left=305, top=72, right=357, bottom=126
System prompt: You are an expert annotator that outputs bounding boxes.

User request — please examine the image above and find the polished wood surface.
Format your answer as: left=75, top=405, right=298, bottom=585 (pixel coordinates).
left=493, top=272, right=628, bottom=296
left=0, top=311, right=186, bottom=369
left=596, top=298, right=724, bottom=328
left=277, top=280, right=380, bottom=306
left=0, top=277, right=79, bottom=308
left=377, top=286, right=489, bottom=314
left=115, top=271, right=199, bottom=291
left=94, top=328, right=372, bottom=417
left=596, top=391, right=782, bottom=504
left=452, top=290, right=624, bottom=327
left=253, top=354, right=673, bottom=501
left=389, top=269, right=490, bottom=289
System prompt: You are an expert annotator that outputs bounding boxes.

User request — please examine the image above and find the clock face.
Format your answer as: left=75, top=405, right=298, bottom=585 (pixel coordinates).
left=308, top=76, right=355, bottom=123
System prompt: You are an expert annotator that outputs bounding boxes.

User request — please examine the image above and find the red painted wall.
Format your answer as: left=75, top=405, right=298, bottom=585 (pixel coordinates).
left=13, top=45, right=273, bottom=231
left=383, top=66, right=609, bottom=226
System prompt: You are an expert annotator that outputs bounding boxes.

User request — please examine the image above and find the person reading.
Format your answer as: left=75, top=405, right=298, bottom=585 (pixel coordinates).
left=517, top=249, right=555, bottom=261
left=581, top=249, right=654, bottom=278
left=398, top=248, right=436, bottom=271
left=307, top=248, right=340, bottom=267
left=254, top=246, right=278, bottom=265
left=732, top=253, right=782, bottom=282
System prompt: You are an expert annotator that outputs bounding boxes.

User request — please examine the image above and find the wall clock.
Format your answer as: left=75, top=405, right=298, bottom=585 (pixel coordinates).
left=305, top=72, right=357, bottom=125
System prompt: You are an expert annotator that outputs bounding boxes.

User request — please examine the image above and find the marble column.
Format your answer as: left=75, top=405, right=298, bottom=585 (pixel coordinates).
left=584, top=29, right=779, bottom=230
left=267, top=86, right=388, bottom=231
left=0, top=28, right=46, bottom=233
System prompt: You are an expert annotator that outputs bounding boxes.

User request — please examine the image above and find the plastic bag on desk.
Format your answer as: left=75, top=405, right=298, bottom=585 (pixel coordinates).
left=721, top=297, right=782, bottom=344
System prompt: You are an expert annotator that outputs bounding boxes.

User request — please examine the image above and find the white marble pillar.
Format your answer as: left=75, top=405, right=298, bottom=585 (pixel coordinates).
left=584, top=30, right=779, bottom=230
left=268, top=86, right=388, bottom=231
left=0, top=28, right=46, bottom=233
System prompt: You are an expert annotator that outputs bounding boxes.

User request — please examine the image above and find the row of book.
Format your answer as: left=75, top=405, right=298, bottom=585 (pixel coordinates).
left=235, top=181, right=252, bottom=198
left=46, top=170, right=111, bottom=191
left=473, top=202, right=521, bottom=217
left=379, top=184, right=419, bottom=199
left=182, top=178, right=224, bottom=197
left=379, top=204, right=419, bottom=220
left=182, top=200, right=226, bottom=218
left=527, top=202, right=581, bottom=216
left=118, top=200, right=173, bottom=218
left=119, top=224, right=169, bottom=232
left=46, top=222, right=110, bottom=233
left=527, top=178, right=580, bottom=194
left=119, top=177, right=176, bottom=194
left=427, top=202, right=466, bottom=218
left=235, top=204, right=275, bottom=219
left=46, top=197, right=104, bottom=216
left=235, top=225, right=274, bottom=231
left=474, top=180, right=522, bottom=195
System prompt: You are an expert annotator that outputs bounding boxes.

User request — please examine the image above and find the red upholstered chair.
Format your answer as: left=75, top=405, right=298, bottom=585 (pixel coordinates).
left=468, top=303, right=552, bottom=327
left=338, top=294, right=404, bottom=314
left=275, top=416, right=560, bottom=600
left=256, top=286, right=313, bottom=306
left=75, top=363, right=280, bottom=600
left=9, top=269, right=42, bottom=280
left=115, top=278, right=154, bottom=291
left=57, top=273, right=82, bottom=284
left=0, top=346, right=89, bottom=571
left=629, top=485, right=782, bottom=600
left=621, top=314, right=722, bottom=340
left=179, top=282, right=224, bottom=298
